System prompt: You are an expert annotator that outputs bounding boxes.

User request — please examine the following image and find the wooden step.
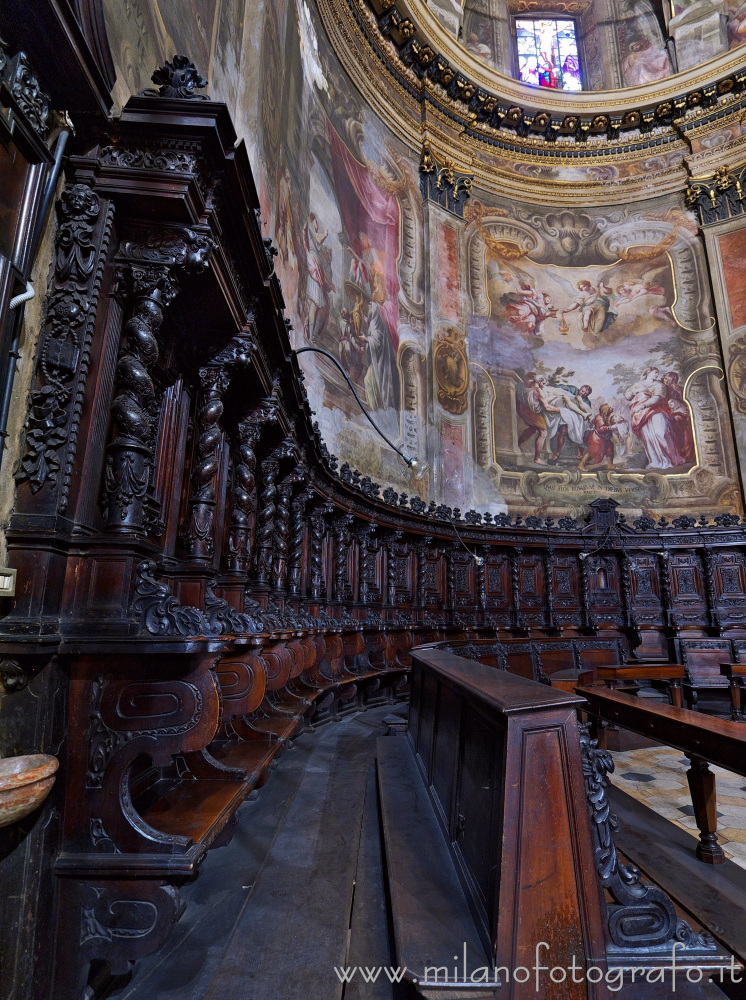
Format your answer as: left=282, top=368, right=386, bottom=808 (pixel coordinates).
left=376, top=734, right=497, bottom=999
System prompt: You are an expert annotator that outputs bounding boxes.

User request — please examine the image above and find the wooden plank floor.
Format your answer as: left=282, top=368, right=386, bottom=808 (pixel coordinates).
left=106, top=706, right=411, bottom=1000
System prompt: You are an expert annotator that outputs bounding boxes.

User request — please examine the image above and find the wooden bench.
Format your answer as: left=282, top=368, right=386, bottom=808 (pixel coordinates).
left=376, top=648, right=732, bottom=998
left=578, top=685, right=746, bottom=866
left=596, top=664, right=686, bottom=707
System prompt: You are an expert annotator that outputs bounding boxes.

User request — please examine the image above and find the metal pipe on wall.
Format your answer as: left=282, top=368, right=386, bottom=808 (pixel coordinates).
left=0, top=129, right=70, bottom=464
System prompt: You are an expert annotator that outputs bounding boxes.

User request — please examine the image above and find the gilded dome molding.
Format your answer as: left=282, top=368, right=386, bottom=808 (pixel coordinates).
left=399, top=0, right=746, bottom=112
left=316, top=0, right=746, bottom=203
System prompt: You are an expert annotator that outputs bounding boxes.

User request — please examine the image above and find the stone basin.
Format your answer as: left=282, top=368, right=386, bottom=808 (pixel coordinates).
left=0, top=754, right=59, bottom=828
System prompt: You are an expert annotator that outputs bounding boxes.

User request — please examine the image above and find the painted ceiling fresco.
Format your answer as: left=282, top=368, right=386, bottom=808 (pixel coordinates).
left=100, top=0, right=742, bottom=518
left=251, top=0, right=739, bottom=517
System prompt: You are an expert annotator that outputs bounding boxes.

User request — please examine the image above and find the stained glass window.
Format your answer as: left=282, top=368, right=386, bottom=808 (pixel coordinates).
left=515, top=18, right=582, bottom=91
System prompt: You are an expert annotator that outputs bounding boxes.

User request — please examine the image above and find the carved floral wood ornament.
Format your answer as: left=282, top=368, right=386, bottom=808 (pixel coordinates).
left=434, top=326, right=469, bottom=414
left=17, top=184, right=109, bottom=499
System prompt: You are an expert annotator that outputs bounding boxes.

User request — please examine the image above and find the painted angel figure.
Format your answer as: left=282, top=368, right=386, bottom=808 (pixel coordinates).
left=497, top=261, right=557, bottom=342
left=545, top=271, right=618, bottom=344
left=615, top=267, right=674, bottom=323
left=562, top=279, right=617, bottom=341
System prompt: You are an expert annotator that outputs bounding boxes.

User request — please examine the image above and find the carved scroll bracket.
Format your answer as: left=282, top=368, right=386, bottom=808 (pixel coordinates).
left=579, top=724, right=718, bottom=959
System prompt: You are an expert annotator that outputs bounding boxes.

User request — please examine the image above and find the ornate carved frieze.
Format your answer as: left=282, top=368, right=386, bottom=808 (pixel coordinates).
left=99, top=144, right=200, bottom=172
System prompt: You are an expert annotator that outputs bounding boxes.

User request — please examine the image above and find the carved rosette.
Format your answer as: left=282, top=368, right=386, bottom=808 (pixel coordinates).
left=18, top=184, right=111, bottom=503
left=102, top=228, right=215, bottom=533
left=225, top=401, right=277, bottom=574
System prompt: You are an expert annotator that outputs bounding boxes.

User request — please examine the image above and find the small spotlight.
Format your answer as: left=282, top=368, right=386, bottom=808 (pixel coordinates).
left=407, top=458, right=430, bottom=480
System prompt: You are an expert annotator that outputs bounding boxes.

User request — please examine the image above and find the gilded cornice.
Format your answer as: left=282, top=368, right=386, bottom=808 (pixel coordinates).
left=316, top=0, right=746, bottom=203
left=398, top=0, right=746, bottom=113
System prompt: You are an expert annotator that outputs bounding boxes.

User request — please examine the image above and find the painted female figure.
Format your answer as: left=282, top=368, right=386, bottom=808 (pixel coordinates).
left=625, top=367, right=684, bottom=469
left=662, top=371, right=695, bottom=465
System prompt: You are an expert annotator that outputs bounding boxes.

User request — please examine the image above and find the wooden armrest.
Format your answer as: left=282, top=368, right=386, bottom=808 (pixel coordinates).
left=597, top=665, right=685, bottom=682
left=720, top=662, right=746, bottom=679
left=575, top=685, right=746, bottom=774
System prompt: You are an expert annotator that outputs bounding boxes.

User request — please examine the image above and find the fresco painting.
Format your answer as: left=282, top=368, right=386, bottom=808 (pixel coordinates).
left=438, top=222, right=461, bottom=323
left=470, top=229, right=698, bottom=473
left=249, top=0, right=735, bottom=515
left=442, top=422, right=466, bottom=506
left=719, top=227, right=746, bottom=330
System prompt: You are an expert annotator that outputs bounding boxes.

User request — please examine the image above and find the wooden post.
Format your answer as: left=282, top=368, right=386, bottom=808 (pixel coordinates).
left=686, top=755, right=726, bottom=865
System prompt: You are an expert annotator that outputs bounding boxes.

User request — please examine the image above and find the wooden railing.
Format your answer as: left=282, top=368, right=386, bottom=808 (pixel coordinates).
left=578, top=685, right=746, bottom=866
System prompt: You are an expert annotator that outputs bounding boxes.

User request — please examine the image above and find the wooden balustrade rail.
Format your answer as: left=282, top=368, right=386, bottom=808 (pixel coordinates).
left=577, top=685, right=746, bottom=865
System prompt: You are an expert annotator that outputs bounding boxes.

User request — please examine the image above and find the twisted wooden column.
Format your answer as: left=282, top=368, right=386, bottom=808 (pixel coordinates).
left=252, top=441, right=294, bottom=585
left=184, top=337, right=255, bottom=561
left=309, top=504, right=332, bottom=599
left=287, top=488, right=314, bottom=595
left=332, top=514, right=354, bottom=603
left=272, top=470, right=308, bottom=591
left=225, top=401, right=276, bottom=575
left=103, top=228, right=214, bottom=533
left=355, top=523, right=375, bottom=604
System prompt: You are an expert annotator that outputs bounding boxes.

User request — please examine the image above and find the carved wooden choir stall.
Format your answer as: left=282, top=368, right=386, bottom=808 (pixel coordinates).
left=3, top=22, right=746, bottom=1000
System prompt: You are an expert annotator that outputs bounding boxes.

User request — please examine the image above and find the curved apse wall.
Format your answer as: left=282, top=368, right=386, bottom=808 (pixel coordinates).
left=255, top=0, right=738, bottom=518
left=100, top=0, right=741, bottom=519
